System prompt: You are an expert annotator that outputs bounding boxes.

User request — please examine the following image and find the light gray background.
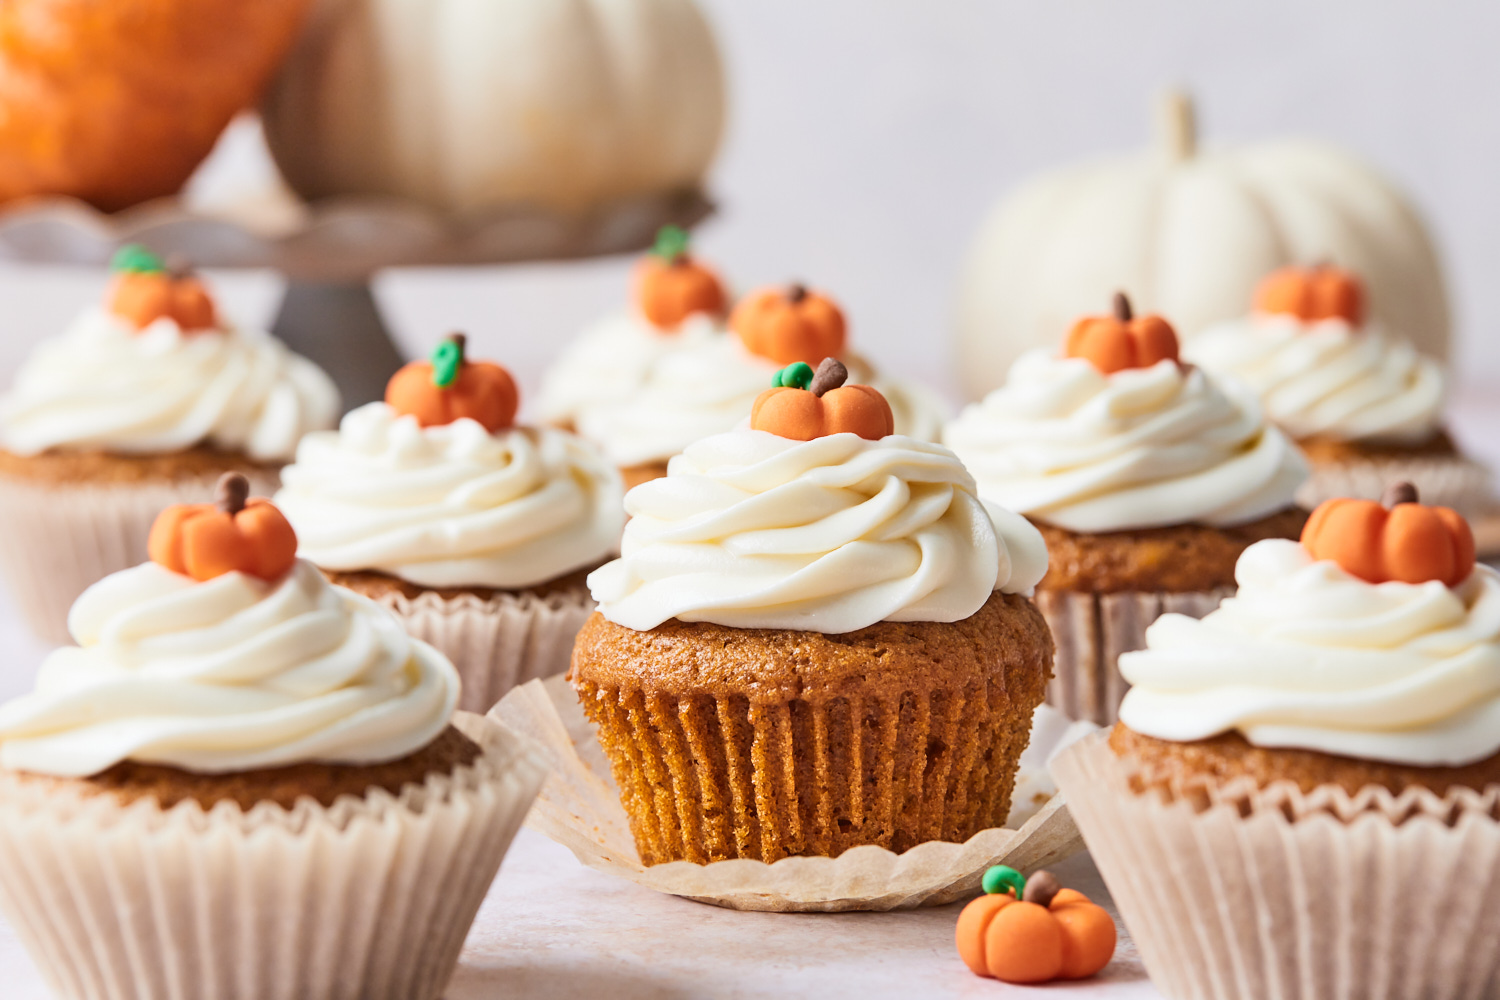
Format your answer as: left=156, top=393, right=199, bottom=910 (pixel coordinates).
left=0, top=0, right=1494, bottom=411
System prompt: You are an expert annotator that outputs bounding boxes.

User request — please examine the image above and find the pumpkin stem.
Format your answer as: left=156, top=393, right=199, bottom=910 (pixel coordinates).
left=1021, top=870, right=1061, bottom=909
left=809, top=357, right=848, bottom=397
left=1113, top=291, right=1134, bottom=321
left=981, top=865, right=1027, bottom=900
left=652, top=224, right=691, bottom=264
left=431, top=333, right=467, bottom=389
left=164, top=253, right=194, bottom=281
left=786, top=283, right=808, bottom=305
left=215, top=473, right=250, bottom=516
left=110, top=243, right=166, bottom=275
left=1382, top=481, right=1419, bottom=508
left=772, top=362, right=814, bottom=390
left=1156, top=90, right=1197, bottom=162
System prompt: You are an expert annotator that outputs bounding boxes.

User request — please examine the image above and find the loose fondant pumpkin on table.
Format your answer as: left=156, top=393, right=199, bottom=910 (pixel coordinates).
left=751, top=358, right=893, bottom=441
left=956, top=865, right=1116, bottom=984
left=386, top=333, right=519, bottom=433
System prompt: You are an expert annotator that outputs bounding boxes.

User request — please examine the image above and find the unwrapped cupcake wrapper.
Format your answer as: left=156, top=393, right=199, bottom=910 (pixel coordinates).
left=491, top=676, right=1096, bottom=912
left=0, top=470, right=281, bottom=645
left=1298, top=452, right=1494, bottom=516
left=374, top=586, right=595, bottom=714
left=1053, top=732, right=1500, bottom=1000
left=1035, top=587, right=1232, bottom=726
left=0, top=712, right=546, bottom=1000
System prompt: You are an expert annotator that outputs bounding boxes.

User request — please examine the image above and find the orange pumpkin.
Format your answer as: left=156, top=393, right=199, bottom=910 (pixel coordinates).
left=751, top=358, right=893, bottom=442
left=107, top=245, right=218, bottom=332
left=1064, top=292, right=1179, bottom=375
left=385, top=333, right=518, bottom=433
left=956, top=866, right=1116, bottom=984
left=634, top=225, right=726, bottom=330
left=0, top=0, right=313, bottom=211
left=1254, top=264, right=1366, bottom=325
left=148, top=473, right=298, bottom=583
left=1301, top=482, right=1475, bottom=588
left=731, top=283, right=847, bottom=366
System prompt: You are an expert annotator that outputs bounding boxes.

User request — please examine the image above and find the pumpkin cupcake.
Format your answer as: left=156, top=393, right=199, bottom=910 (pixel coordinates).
left=571, top=359, right=1053, bottom=865
left=0, top=245, right=340, bottom=643
left=0, top=476, right=544, bottom=1000
left=1185, top=264, right=1491, bottom=515
left=1053, top=485, right=1500, bottom=1000
left=943, top=294, right=1308, bottom=724
left=276, top=334, right=624, bottom=712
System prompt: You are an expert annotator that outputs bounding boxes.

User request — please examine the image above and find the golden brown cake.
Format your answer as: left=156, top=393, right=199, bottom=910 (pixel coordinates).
left=0, top=443, right=278, bottom=486
left=620, top=460, right=671, bottom=490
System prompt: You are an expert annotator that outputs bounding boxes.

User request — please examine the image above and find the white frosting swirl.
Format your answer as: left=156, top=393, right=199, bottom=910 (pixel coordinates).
left=589, top=429, right=1049, bottom=633
left=942, top=351, right=1307, bottom=533
left=0, top=307, right=340, bottom=462
left=1118, top=539, right=1500, bottom=767
left=276, top=403, right=624, bottom=590
left=0, top=560, right=459, bottom=777
left=1184, top=315, right=1444, bottom=444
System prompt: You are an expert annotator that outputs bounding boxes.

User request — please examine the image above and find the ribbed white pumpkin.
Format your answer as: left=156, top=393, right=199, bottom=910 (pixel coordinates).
left=261, top=0, right=725, bottom=213
left=955, top=93, right=1450, bottom=400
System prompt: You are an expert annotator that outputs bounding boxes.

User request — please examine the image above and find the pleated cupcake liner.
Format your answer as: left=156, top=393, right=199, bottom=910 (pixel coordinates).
left=0, top=469, right=282, bottom=645
left=1298, top=452, right=1494, bottom=516
left=1035, top=587, right=1232, bottom=726
left=1053, top=732, right=1500, bottom=1000
left=373, top=585, right=596, bottom=714
left=494, top=676, right=1094, bottom=911
left=0, top=712, right=545, bottom=1000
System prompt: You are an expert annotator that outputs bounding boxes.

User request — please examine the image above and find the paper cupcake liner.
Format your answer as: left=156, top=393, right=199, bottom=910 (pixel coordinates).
left=0, top=712, right=545, bottom=1000
left=491, top=676, right=1096, bottom=912
left=1035, top=587, right=1232, bottom=726
left=0, top=469, right=281, bottom=646
left=373, top=585, right=596, bottom=714
left=1053, top=732, right=1500, bottom=1000
left=1298, top=452, right=1495, bottom=516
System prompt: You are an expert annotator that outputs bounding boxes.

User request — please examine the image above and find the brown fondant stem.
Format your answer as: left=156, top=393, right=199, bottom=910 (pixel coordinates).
left=450, top=332, right=467, bottom=361
left=809, top=357, right=848, bottom=397
left=1382, top=481, right=1419, bottom=508
left=215, top=472, right=249, bottom=516
left=1113, top=292, right=1133, bottom=321
left=787, top=283, right=808, bottom=304
left=1022, top=870, right=1061, bottom=909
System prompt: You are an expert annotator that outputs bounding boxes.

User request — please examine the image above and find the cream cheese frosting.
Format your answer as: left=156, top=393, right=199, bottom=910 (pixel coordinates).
left=1184, top=314, right=1444, bottom=444
left=0, top=559, right=459, bottom=777
left=1118, top=538, right=1500, bottom=767
left=942, top=350, right=1307, bottom=533
left=276, top=403, right=624, bottom=590
left=0, top=307, right=340, bottom=462
left=588, top=429, right=1049, bottom=633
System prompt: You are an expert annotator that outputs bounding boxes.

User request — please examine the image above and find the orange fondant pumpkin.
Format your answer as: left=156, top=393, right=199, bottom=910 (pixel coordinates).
left=1301, top=482, right=1475, bottom=587
left=1254, top=264, right=1366, bottom=325
left=731, top=283, right=847, bottom=366
left=751, top=358, right=893, bottom=441
left=956, top=866, right=1116, bottom=984
left=107, top=245, right=218, bottom=332
left=0, top=0, right=313, bottom=211
left=634, top=225, right=726, bottom=330
left=385, top=333, right=518, bottom=433
left=1064, top=292, right=1179, bottom=375
left=148, top=473, right=298, bottom=583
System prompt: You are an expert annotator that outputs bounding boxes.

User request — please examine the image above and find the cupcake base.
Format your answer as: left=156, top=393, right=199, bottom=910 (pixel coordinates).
left=620, top=461, right=670, bottom=490
left=569, top=591, right=1054, bottom=865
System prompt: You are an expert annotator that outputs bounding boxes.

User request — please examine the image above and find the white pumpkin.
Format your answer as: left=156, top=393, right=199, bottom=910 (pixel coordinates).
left=955, top=93, right=1451, bottom=400
left=261, top=0, right=725, bottom=214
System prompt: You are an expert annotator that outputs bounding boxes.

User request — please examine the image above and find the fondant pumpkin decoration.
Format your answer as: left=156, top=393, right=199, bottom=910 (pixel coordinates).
left=1253, top=264, right=1367, bottom=326
left=1064, top=293, right=1179, bottom=374
left=1301, top=482, right=1475, bottom=588
left=0, top=0, right=313, bottom=211
left=386, top=334, right=518, bottom=433
left=751, top=358, right=893, bottom=442
left=149, top=473, right=298, bottom=583
left=732, top=284, right=847, bottom=367
left=107, top=246, right=219, bottom=333
left=634, top=225, right=726, bottom=330
left=957, top=866, right=1116, bottom=984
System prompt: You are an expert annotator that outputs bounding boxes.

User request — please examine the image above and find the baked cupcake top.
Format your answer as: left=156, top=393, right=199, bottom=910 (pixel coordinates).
left=1184, top=265, right=1443, bottom=445
left=943, top=295, right=1307, bottom=533
left=1118, top=485, right=1495, bottom=767
left=276, top=335, right=624, bottom=590
left=0, top=476, right=459, bottom=777
left=0, top=246, right=340, bottom=463
left=588, top=361, right=1047, bottom=633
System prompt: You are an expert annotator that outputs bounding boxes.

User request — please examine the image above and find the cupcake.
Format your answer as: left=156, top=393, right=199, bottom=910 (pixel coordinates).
left=943, top=294, right=1308, bottom=724
left=1185, top=264, right=1491, bottom=514
left=0, top=245, right=339, bottom=643
left=1053, top=485, right=1500, bottom=999
left=570, top=359, right=1053, bottom=865
left=0, top=475, right=544, bottom=1000
left=276, top=334, right=625, bottom=712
